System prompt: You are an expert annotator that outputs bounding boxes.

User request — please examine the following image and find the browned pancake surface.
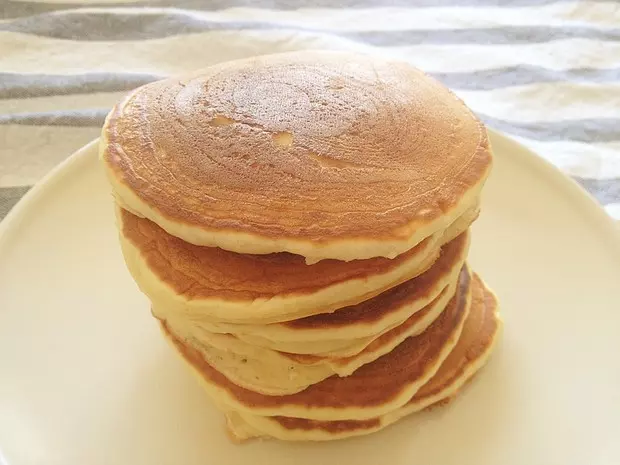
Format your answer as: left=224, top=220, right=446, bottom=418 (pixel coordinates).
left=164, top=269, right=469, bottom=409
left=411, top=273, right=497, bottom=400
left=104, top=51, right=490, bottom=242
left=284, top=233, right=467, bottom=329
left=273, top=416, right=381, bottom=433
left=121, top=208, right=457, bottom=301
left=284, top=280, right=454, bottom=366
left=269, top=273, right=498, bottom=432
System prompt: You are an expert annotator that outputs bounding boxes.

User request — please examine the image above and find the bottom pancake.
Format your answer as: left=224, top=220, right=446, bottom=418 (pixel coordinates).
left=226, top=273, right=501, bottom=441
left=161, top=267, right=473, bottom=421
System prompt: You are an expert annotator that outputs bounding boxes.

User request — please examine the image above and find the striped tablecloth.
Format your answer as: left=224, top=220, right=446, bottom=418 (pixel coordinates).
left=1, top=0, right=619, bottom=222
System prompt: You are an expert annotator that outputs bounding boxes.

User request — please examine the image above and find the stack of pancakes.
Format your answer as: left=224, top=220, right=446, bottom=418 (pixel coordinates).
left=100, top=51, right=502, bottom=442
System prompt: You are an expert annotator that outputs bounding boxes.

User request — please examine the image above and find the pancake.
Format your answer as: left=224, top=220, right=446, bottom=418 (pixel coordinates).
left=168, top=273, right=460, bottom=396
left=161, top=266, right=472, bottom=421
left=168, top=232, right=470, bottom=357
left=224, top=273, right=501, bottom=441
left=101, top=50, right=492, bottom=262
left=119, top=207, right=475, bottom=324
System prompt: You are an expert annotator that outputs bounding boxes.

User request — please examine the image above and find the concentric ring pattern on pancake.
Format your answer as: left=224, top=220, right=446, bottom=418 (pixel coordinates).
left=102, top=50, right=492, bottom=263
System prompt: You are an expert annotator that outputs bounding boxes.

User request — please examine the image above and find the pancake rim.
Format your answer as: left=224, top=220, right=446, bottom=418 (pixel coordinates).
left=226, top=274, right=502, bottom=441
left=166, top=281, right=457, bottom=396
left=170, top=231, right=469, bottom=347
left=118, top=208, right=472, bottom=324
left=160, top=266, right=473, bottom=421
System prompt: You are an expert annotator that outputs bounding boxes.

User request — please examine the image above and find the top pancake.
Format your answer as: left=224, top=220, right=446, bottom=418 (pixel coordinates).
left=101, top=50, right=492, bottom=262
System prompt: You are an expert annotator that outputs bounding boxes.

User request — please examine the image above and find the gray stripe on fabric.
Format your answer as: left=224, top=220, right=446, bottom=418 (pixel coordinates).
left=353, top=26, right=620, bottom=47
left=0, top=186, right=31, bottom=221
left=2, top=108, right=619, bottom=144
left=432, top=66, right=620, bottom=90
left=0, top=109, right=108, bottom=127
left=0, top=0, right=590, bottom=19
left=574, top=177, right=620, bottom=205
left=0, top=72, right=164, bottom=99
left=2, top=66, right=619, bottom=99
left=3, top=11, right=620, bottom=44
left=480, top=116, right=620, bottom=143
left=0, top=1, right=142, bottom=19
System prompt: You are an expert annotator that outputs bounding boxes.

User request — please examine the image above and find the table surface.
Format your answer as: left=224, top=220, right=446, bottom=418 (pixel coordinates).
left=1, top=0, right=619, bottom=221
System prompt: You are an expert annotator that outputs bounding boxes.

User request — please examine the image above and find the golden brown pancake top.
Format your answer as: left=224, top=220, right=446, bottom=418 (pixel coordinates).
left=120, top=208, right=443, bottom=301
left=104, top=51, right=491, bottom=243
left=284, top=233, right=467, bottom=329
left=164, top=268, right=470, bottom=409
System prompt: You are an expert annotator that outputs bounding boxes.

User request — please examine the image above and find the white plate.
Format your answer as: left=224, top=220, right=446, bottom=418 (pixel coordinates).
left=1, top=130, right=619, bottom=465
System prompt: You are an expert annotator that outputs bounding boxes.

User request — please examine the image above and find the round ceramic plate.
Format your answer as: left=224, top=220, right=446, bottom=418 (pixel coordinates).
left=0, top=129, right=619, bottom=465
